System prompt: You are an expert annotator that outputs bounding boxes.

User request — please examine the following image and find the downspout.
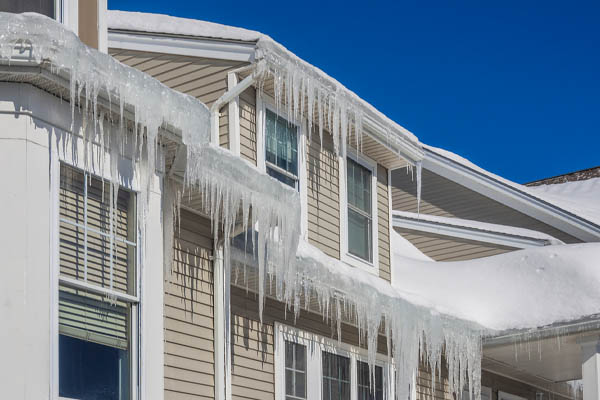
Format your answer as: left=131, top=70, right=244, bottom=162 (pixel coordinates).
left=213, top=239, right=232, bottom=400
left=209, top=61, right=263, bottom=145
left=212, top=60, right=264, bottom=399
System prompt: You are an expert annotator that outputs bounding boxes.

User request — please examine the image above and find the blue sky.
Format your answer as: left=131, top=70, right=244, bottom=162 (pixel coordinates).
left=109, top=0, right=599, bottom=183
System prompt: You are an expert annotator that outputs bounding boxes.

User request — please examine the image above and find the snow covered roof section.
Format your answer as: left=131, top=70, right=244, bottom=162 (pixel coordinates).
left=108, top=10, right=263, bottom=42
left=393, top=210, right=564, bottom=246
left=527, top=178, right=600, bottom=229
left=107, top=10, right=424, bottom=163
left=424, top=144, right=600, bottom=228
left=391, top=242, right=600, bottom=331
left=293, top=240, right=483, bottom=400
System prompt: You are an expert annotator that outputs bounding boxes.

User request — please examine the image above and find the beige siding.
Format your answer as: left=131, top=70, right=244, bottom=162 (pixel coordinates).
left=230, top=287, right=389, bottom=400
left=377, top=164, right=391, bottom=281
left=391, top=168, right=581, bottom=251
left=108, top=49, right=251, bottom=150
left=395, top=228, right=517, bottom=261
left=307, top=131, right=341, bottom=259
left=239, top=87, right=257, bottom=164
left=164, top=210, right=215, bottom=400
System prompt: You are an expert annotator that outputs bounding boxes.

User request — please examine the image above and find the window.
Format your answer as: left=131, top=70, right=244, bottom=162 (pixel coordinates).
left=58, top=164, right=137, bottom=400
left=346, top=157, right=373, bottom=262
left=265, top=108, right=299, bottom=189
left=276, top=324, right=392, bottom=400
left=322, top=352, right=351, bottom=400
left=357, top=361, right=383, bottom=400
left=286, top=341, right=307, bottom=400
left=2, top=0, right=55, bottom=18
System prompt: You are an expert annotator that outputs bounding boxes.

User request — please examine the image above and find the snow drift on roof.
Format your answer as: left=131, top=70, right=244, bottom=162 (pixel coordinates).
left=107, top=10, right=422, bottom=161
left=527, top=178, right=600, bottom=228
left=108, top=10, right=263, bottom=42
left=391, top=242, right=600, bottom=331
left=424, top=144, right=600, bottom=227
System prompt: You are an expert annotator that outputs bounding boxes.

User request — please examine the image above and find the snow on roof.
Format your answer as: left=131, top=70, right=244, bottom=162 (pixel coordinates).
left=424, top=144, right=600, bottom=227
left=527, top=178, right=600, bottom=229
left=107, top=10, right=422, bottom=161
left=391, top=242, right=600, bottom=331
left=108, top=10, right=264, bottom=42
left=391, top=228, right=433, bottom=261
left=393, top=210, right=564, bottom=245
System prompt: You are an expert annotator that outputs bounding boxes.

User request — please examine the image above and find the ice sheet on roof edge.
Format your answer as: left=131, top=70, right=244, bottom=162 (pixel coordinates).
left=1, top=13, right=484, bottom=400
left=0, top=12, right=301, bottom=313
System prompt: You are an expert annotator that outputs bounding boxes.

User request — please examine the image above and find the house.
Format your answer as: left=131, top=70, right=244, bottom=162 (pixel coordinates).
left=1, top=3, right=599, bottom=400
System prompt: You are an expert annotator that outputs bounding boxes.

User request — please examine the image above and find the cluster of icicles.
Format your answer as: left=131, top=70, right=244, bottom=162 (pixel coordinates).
left=1, top=12, right=483, bottom=400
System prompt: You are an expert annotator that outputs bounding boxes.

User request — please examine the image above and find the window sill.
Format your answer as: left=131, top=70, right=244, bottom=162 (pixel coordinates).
left=341, top=252, right=379, bottom=277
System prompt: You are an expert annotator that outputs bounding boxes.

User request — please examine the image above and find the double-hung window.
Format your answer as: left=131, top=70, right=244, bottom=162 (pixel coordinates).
left=346, top=157, right=373, bottom=263
left=277, top=324, right=392, bottom=400
left=58, top=164, right=137, bottom=400
left=265, top=108, right=299, bottom=189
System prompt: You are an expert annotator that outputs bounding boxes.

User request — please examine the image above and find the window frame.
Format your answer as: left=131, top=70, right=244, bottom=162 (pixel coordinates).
left=274, top=323, right=393, bottom=400
left=51, top=160, right=141, bottom=400
left=257, top=94, right=308, bottom=239
left=340, top=149, right=379, bottom=274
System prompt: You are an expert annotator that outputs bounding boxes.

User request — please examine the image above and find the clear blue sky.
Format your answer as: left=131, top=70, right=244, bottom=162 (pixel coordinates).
left=109, top=0, right=599, bottom=183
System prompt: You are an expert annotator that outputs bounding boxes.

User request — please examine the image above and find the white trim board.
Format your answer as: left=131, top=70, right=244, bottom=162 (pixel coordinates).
left=392, top=211, right=560, bottom=249
left=423, top=148, right=600, bottom=242
left=108, top=30, right=256, bottom=62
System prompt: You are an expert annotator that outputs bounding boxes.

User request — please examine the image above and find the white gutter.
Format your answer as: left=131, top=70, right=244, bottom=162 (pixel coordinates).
left=392, top=211, right=562, bottom=249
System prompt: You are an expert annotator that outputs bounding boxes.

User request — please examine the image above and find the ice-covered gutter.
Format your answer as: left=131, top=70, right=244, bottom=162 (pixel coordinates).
left=107, top=10, right=425, bottom=165
left=0, top=12, right=301, bottom=307
left=393, top=210, right=563, bottom=248
left=292, top=241, right=486, bottom=400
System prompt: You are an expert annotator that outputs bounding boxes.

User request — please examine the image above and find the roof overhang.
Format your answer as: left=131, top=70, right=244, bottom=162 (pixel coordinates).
left=423, top=147, right=600, bottom=242
left=108, top=29, right=256, bottom=62
left=482, top=317, right=600, bottom=391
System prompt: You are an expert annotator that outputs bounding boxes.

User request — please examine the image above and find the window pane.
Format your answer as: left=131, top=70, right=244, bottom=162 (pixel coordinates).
left=285, top=341, right=307, bottom=400
left=347, top=158, right=371, bottom=214
left=357, top=361, right=384, bottom=400
left=265, top=109, right=298, bottom=183
left=59, top=334, right=130, bottom=400
left=59, top=164, right=136, bottom=295
left=348, top=208, right=372, bottom=262
left=322, top=352, right=350, bottom=400
left=267, top=166, right=297, bottom=188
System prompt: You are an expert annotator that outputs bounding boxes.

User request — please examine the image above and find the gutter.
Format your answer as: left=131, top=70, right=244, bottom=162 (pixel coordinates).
left=392, top=210, right=560, bottom=249
left=483, top=315, right=600, bottom=348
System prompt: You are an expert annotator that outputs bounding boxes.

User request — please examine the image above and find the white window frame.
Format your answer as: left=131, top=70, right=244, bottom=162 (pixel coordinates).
left=274, top=323, right=393, bottom=400
left=257, top=94, right=308, bottom=239
left=50, top=151, right=141, bottom=400
left=340, top=148, right=379, bottom=275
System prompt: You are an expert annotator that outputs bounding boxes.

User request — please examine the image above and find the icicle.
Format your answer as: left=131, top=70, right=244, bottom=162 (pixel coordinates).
left=416, top=160, right=423, bottom=216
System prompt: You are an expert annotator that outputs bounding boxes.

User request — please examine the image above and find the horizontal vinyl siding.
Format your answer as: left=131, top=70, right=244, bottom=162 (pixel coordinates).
left=230, top=287, right=389, bottom=400
left=394, top=227, right=516, bottom=261
left=307, top=131, right=340, bottom=259
left=108, top=49, right=251, bottom=150
left=164, top=210, right=214, bottom=400
left=391, top=168, right=581, bottom=256
left=377, top=164, right=391, bottom=281
left=239, top=87, right=257, bottom=164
